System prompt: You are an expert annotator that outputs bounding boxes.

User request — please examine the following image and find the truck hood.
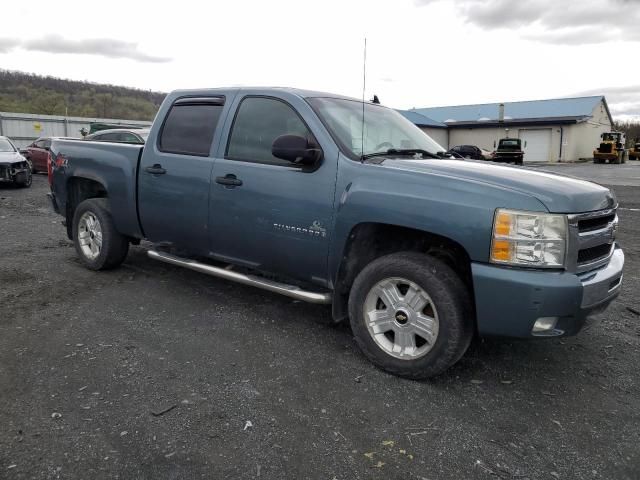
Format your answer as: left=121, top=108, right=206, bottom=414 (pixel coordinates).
left=0, top=151, right=26, bottom=164
left=381, top=159, right=615, bottom=213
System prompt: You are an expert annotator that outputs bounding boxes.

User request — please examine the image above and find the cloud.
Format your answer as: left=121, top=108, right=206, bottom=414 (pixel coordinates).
left=415, top=0, right=640, bottom=44
left=0, top=34, right=171, bottom=63
left=574, top=84, right=640, bottom=118
left=0, top=38, right=20, bottom=53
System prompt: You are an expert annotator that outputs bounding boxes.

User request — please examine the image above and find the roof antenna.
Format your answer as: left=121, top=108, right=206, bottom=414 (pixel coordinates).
left=360, top=37, right=367, bottom=163
left=371, top=95, right=380, bottom=104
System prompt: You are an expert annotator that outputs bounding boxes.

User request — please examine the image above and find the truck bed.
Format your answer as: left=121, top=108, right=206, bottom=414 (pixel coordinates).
left=50, top=139, right=144, bottom=239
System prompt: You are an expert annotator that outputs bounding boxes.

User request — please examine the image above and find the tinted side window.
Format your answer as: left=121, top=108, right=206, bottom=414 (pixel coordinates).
left=120, top=133, right=141, bottom=143
left=226, top=97, right=312, bottom=166
left=97, top=133, right=118, bottom=142
left=160, top=102, right=224, bottom=156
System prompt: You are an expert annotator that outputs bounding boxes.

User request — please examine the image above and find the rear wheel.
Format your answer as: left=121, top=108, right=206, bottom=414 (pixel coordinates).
left=72, top=198, right=129, bottom=270
left=348, top=252, right=474, bottom=379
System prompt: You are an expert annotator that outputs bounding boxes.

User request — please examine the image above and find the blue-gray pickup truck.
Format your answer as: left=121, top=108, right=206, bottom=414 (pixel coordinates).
left=47, top=87, right=624, bottom=378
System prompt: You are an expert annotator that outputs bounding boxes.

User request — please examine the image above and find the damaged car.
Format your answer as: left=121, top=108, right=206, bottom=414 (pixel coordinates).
left=0, top=136, right=32, bottom=188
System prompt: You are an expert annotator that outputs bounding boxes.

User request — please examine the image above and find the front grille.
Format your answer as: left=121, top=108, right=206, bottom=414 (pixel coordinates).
left=569, top=208, right=617, bottom=273
left=599, top=143, right=612, bottom=153
left=578, top=213, right=616, bottom=233
left=0, top=165, right=9, bottom=180
left=578, top=243, right=613, bottom=263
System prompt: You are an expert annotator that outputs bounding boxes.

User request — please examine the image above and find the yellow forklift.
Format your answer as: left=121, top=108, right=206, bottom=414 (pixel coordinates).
left=629, top=138, right=640, bottom=160
left=593, top=132, right=628, bottom=164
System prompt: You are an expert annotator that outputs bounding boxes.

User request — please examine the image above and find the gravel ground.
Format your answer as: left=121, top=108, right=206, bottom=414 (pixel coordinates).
left=1, top=167, right=639, bottom=480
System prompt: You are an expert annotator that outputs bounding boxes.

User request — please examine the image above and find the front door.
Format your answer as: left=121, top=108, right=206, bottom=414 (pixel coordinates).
left=138, top=97, right=227, bottom=254
left=208, top=95, right=338, bottom=286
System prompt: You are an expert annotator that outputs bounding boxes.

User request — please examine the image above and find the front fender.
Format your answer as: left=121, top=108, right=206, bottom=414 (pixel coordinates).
left=328, top=158, right=547, bottom=287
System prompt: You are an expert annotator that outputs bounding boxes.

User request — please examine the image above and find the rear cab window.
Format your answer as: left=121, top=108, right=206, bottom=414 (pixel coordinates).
left=159, top=97, right=225, bottom=156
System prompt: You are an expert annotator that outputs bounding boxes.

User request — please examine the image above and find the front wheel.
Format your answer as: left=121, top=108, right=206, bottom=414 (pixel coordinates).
left=72, top=198, right=129, bottom=270
left=15, top=170, right=32, bottom=188
left=348, top=252, right=474, bottom=379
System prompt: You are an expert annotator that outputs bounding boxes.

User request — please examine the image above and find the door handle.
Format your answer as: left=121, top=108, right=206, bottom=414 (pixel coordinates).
left=145, top=164, right=166, bottom=175
left=215, top=174, right=243, bottom=187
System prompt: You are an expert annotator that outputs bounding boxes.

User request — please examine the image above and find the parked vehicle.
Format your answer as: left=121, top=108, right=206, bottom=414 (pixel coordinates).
left=447, top=145, right=493, bottom=160
left=22, top=137, right=75, bottom=173
left=593, top=132, right=628, bottom=164
left=48, top=87, right=624, bottom=379
left=493, top=138, right=524, bottom=165
left=628, top=138, right=639, bottom=161
left=0, top=136, right=32, bottom=187
left=86, top=122, right=150, bottom=135
left=84, top=128, right=150, bottom=145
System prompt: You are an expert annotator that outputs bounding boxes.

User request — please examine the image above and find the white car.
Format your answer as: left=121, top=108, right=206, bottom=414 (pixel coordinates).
left=0, top=136, right=32, bottom=187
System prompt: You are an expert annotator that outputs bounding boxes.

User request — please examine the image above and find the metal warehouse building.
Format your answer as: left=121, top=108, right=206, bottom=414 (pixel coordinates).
left=398, top=96, right=613, bottom=163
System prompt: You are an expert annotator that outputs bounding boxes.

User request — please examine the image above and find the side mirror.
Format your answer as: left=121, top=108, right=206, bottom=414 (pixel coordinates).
left=272, top=135, right=322, bottom=166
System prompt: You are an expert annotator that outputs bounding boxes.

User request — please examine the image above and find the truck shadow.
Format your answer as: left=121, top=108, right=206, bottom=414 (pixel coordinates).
left=124, top=246, right=606, bottom=389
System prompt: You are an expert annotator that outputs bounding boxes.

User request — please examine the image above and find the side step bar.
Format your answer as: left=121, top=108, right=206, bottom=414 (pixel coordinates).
left=147, top=250, right=332, bottom=305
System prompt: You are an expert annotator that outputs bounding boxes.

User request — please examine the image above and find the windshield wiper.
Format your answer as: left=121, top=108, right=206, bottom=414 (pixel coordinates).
left=361, top=148, right=440, bottom=160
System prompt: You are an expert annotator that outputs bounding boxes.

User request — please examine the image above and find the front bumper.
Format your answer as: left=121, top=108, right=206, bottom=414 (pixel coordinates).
left=0, top=163, right=30, bottom=182
left=472, top=247, right=624, bottom=338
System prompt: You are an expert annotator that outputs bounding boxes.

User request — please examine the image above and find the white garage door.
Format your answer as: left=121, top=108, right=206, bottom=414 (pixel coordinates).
left=520, top=129, right=552, bottom=163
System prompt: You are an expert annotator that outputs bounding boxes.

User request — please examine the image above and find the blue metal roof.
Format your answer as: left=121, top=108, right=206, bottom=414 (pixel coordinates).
left=410, top=96, right=608, bottom=124
left=397, top=109, right=447, bottom=128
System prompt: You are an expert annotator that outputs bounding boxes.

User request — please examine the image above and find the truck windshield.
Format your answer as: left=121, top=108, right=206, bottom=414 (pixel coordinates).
left=308, top=97, right=444, bottom=159
left=0, top=138, right=16, bottom=152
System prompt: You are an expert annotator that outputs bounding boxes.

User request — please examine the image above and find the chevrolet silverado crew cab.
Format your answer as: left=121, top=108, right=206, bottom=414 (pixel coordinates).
left=47, top=87, right=624, bottom=379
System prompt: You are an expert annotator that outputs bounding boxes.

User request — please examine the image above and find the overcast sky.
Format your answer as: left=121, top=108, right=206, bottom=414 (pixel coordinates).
left=1, top=0, right=639, bottom=120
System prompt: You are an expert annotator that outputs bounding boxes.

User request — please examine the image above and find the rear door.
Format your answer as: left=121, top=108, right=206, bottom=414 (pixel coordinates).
left=138, top=96, right=228, bottom=255
left=208, top=95, right=338, bottom=285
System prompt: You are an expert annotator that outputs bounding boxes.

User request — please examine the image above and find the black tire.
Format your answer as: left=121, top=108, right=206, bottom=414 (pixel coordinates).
left=348, top=252, right=474, bottom=379
left=15, top=170, right=32, bottom=188
left=72, top=198, right=129, bottom=270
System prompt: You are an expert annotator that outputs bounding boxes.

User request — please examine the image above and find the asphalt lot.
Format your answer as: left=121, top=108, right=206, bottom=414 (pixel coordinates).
left=531, top=159, right=640, bottom=187
left=1, top=164, right=639, bottom=480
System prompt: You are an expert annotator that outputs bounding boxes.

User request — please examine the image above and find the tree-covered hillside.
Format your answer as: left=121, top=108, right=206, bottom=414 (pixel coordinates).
left=0, top=70, right=165, bottom=120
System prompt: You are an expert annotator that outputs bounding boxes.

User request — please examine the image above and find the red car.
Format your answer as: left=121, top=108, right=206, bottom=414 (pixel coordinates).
left=22, top=137, right=75, bottom=173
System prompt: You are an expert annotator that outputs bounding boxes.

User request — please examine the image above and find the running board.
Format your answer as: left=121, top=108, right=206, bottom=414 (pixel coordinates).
left=147, top=250, right=332, bottom=305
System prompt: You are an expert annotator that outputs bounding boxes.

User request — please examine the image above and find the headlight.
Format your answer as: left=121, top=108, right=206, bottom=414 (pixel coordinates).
left=490, top=209, right=567, bottom=268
